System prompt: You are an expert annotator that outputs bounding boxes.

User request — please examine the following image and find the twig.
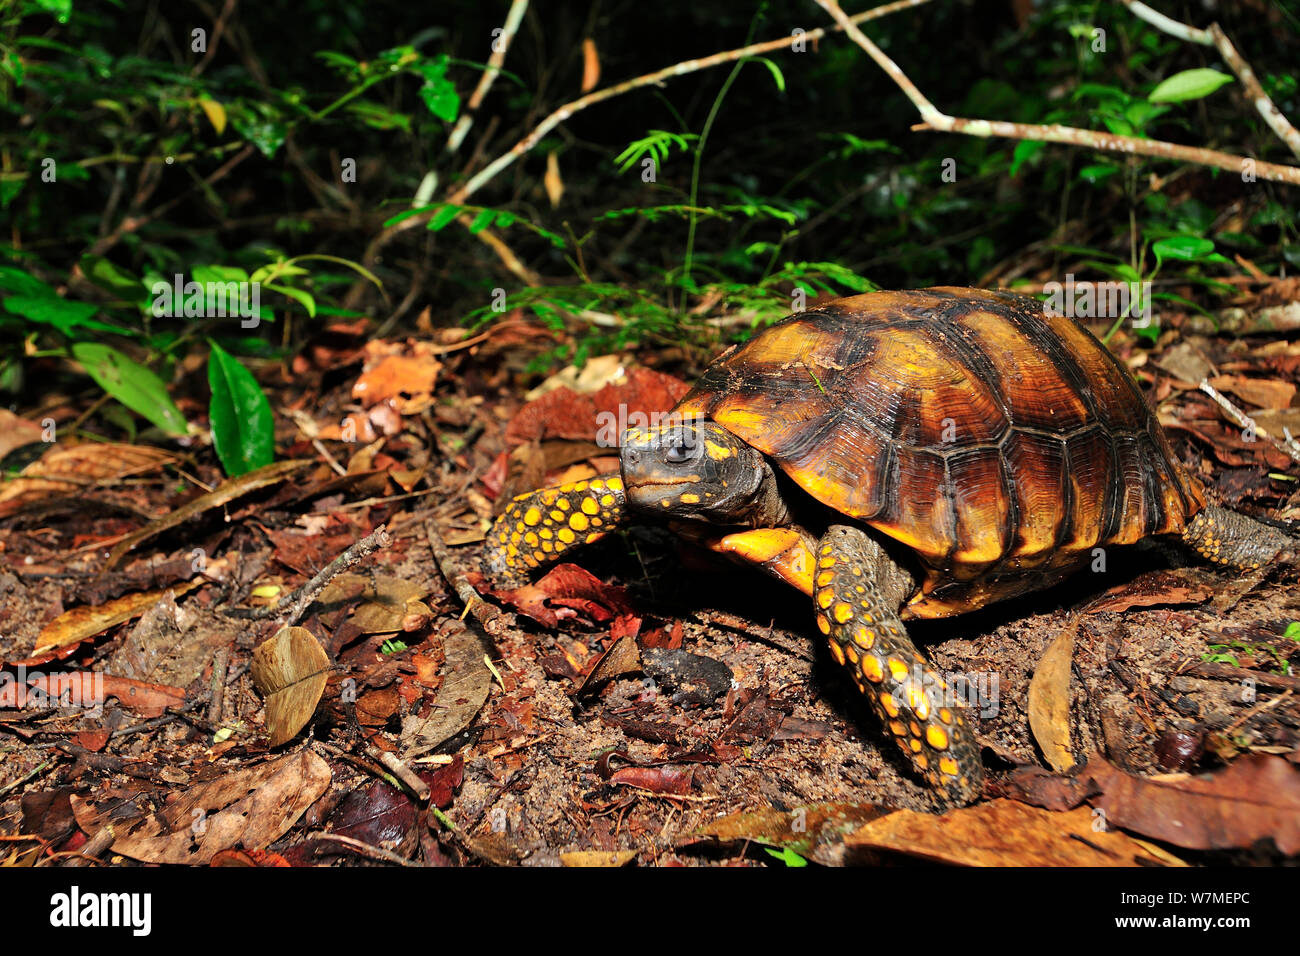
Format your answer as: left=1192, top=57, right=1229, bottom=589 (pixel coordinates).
left=445, top=0, right=530, bottom=155
left=447, top=0, right=932, bottom=208
left=1198, top=378, right=1300, bottom=466
left=62, top=825, right=115, bottom=867
left=308, top=833, right=420, bottom=867
left=208, top=646, right=231, bottom=725
left=1122, top=1, right=1300, bottom=160
left=245, top=524, right=393, bottom=624
left=1184, top=662, right=1300, bottom=694
left=814, top=0, right=1300, bottom=186
left=425, top=518, right=507, bottom=638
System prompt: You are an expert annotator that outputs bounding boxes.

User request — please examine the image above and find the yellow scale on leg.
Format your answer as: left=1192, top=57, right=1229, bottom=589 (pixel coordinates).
left=485, top=474, right=627, bottom=580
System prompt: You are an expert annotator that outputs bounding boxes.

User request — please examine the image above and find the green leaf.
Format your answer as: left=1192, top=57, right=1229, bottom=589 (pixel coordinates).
left=4, top=294, right=128, bottom=336
left=1078, top=164, right=1118, bottom=184
left=263, top=282, right=316, bottom=317
left=1153, top=236, right=1216, bottom=265
left=80, top=255, right=144, bottom=298
left=468, top=208, right=496, bottom=234
left=208, top=342, right=275, bottom=476
left=762, top=846, right=808, bottom=867
left=1283, top=622, right=1300, bottom=641
left=420, top=81, right=460, bottom=122
left=429, top=204, right=461, bottom=231
left=744, top=56, right=785, bottom=93
left=1010, top=140, right=1045, bottom=176
left=71, top=342, right=187, bottom=436
left=1149, top=69, right=1234, bottom=103
left=0, top=266, right=54, bottom=297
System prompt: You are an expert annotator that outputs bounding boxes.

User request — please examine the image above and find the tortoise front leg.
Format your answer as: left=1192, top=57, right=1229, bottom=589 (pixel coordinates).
left=815, top=525, right=984, bottom=804
left=484, top=474, right=627, bottom=586
left=1183, top=505, right=1295, bottom=570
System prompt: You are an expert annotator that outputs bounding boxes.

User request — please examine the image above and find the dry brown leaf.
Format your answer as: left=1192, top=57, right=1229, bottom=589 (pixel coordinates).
left=845, top=799, right=1186, bottom=866
left=251, top=626, right=331, bottom=747
left=0, top=410, right=46, bottom=460
left=1028, top=624, right=1075, bottom=772
left=400, top=623, right=493, bottom=757
left=106, top=459, right=313, bottom=569
left=33, top=582, right=199, bottom=654
left=345, top=575, right=432, bottom=634
left=580, top=37, right=601, bottom=92
left=1209, top=374, right=1295, bottom=410
left=691, top=803, right=890, bottom=857
left=351, top=339, right=442, bottom=414
left=544, top=151, right=564, bottom=207
left=0, top=442, right=178, bottom=516
left=1085, top=753, right=1300, bottom=854
left=560, top=850, right=637, bottom=867
left=73, top=751, right=331, bottom=865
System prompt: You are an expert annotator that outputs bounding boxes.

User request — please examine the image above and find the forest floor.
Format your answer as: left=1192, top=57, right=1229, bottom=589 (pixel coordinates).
left=1, top=285, right=1299, bottom=867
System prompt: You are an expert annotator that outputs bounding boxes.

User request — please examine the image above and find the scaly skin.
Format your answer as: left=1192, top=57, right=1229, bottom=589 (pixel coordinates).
left=813, top=525, right=983, bottom=804
left=484, top=474, right=626, bottom=587
left=1182, top=505, right=1295, bottom=570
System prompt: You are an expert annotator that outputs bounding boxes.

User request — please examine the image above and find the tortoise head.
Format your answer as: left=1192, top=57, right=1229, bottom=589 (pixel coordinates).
left=620, top=417, right=778, bottom=524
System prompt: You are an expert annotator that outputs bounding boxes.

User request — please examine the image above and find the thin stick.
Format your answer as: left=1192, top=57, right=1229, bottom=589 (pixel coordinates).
left=425, top=519, right=507, bottom=638
left=246, top=524, right=393, bottom=623
left=445, top=0, right=530, bottom=155
left=1198, top=378, right=1300, bottom=466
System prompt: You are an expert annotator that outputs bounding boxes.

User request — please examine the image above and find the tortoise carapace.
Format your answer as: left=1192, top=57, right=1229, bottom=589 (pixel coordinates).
left=483, top=287, right=1294, bottom=803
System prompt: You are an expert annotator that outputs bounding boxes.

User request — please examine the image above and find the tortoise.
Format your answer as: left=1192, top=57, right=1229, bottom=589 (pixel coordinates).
left=482, top=287, right=1294, bottom=804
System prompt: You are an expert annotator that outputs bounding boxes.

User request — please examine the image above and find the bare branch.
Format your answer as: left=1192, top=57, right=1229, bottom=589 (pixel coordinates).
left=817, top=0, right=1300, bottom=186
left=1120, top=1, right=1300, bottom=161
left=446, top=0, right=529, bottom=156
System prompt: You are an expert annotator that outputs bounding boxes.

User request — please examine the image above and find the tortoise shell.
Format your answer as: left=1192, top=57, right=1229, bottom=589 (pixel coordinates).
left=673, top=287, right=1206, bottom=618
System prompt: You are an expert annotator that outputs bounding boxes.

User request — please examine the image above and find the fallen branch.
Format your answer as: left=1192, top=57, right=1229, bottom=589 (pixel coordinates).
left=814, top=0, right=1300, bottom=186
left=445, top=0, right=530, bottom=156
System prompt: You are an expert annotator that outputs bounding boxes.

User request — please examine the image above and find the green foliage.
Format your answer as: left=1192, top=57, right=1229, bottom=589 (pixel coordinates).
left=207, top=341, right=274, bottom=476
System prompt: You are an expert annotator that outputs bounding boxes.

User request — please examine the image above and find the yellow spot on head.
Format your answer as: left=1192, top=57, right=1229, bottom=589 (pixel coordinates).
left=558, top=527, right=576, bottom=544
left=569, top=513, right=589, bottom=531
left=581, top=497, right=600, bottom=515
left=679, top=493, right=701, bottom=505
left=607, top=476, right=624, bottom=492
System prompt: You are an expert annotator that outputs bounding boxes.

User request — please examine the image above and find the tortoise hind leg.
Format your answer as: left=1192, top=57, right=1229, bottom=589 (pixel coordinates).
left=814, top=525, right=984, bottom=805
left=1182, top=505, right=1295, bottom=570
left=484, top=474, right=627, bottom=586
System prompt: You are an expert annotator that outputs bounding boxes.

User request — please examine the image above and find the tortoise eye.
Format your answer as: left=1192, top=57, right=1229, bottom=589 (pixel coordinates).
left=665, top=441, right=695, bottom=464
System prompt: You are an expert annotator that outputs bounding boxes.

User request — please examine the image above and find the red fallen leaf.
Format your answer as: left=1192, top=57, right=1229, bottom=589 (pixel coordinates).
left=480, top=450, right=510, bottom=501
left=419, top=754, right=465, bottom=809
left=609, top=613, right=642, bottom=641
left=1084, top=752, right=1300, bottom=854
left=210, top=848, right=292, bottom=866
left=72, top=730, right=111, bottom=752
left=609, top=766, right=694, bottom=795
left=6, top=672, right=185, bottom=718
left=641, top=620, right=683, bottom=650
left=478, top=563, right=632, bottom=629
left=1086, top=571, right=1212, bottom=613
left=505, top=367, right=690, bottom=446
